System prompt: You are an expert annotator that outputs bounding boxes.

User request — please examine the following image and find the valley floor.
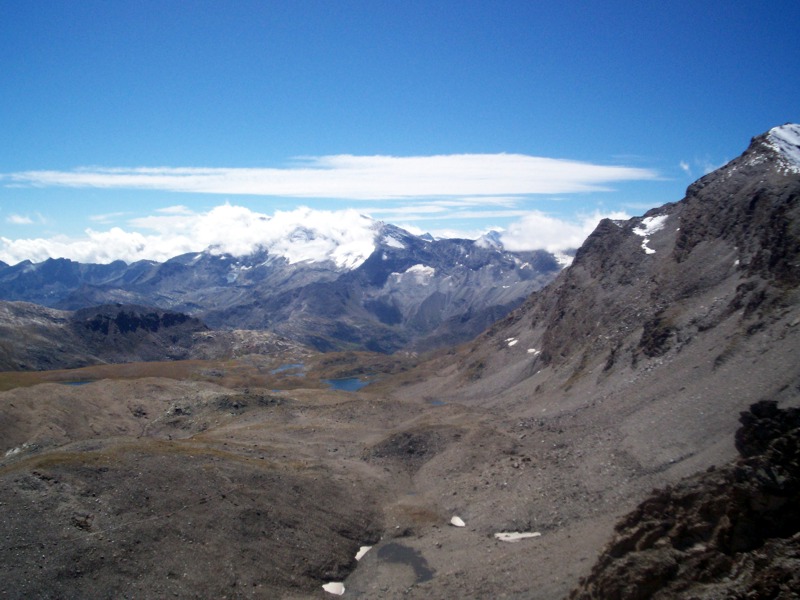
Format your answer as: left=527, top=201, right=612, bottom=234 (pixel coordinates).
left=1, top=319, right=798, bottom=599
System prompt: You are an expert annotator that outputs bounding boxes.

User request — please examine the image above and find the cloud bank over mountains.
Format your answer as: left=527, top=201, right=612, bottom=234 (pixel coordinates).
left=0, top=204, right=629, bottom=266
left=4, top=153, right=657, bottom=198
left=1, top=153, right=653, bottom=265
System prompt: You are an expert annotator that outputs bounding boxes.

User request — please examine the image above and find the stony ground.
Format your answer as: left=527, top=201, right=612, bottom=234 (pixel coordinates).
left=3, top=320, right=797, bottom=600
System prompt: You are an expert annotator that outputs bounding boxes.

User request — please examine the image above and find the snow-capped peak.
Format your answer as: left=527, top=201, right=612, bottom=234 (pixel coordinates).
left=475, top=230, right=504, bottom=250
left=765, top=123, right=800, bottom=174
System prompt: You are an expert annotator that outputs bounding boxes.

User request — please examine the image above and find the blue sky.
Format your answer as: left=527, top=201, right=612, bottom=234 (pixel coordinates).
left=1, top=1, right=798, bottom=264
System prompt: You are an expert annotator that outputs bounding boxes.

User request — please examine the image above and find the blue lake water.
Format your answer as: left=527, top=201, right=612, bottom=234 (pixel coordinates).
left=60, top=380, right=94, bottom=386
left=323, top=377, right=370, bottom=392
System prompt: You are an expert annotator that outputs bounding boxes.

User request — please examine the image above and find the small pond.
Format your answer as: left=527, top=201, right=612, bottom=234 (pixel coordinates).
left=323, top=377, right=370, bottom=392
left=269, top=363, right=306, bottom=375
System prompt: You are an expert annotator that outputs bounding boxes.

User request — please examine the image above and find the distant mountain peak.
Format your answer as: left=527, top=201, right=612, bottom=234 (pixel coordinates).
left=475, top=230, right=504, bottom=250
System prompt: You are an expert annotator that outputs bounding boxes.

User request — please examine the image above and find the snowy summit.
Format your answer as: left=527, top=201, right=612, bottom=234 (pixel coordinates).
left=765, top=123, right=800, bottom=174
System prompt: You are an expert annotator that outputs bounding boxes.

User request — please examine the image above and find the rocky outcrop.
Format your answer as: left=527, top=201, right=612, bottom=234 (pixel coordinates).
left=571, top=400, right=800, bottom=599
left=0, top=301, right=309, bottom=370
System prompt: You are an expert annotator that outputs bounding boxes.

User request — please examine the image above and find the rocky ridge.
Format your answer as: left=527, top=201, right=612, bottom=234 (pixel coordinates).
left=0, top=301, right=309, bottom=371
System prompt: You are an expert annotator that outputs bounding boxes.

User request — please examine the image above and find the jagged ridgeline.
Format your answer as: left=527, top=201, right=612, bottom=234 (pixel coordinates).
left=0, top=222, right=563, bottom=355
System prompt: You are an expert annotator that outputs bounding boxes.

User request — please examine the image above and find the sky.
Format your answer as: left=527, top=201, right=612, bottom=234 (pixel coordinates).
left=1, top=0, right=798, bottom=265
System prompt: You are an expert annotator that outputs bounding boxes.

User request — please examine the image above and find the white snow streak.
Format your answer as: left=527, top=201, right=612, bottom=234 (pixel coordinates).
left=494, top=532, right=542, bottom=542
left=633, top=214, right=668, bottom=255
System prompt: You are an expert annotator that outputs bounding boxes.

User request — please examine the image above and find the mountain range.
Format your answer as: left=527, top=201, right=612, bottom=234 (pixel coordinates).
left=0, top=222, right=563, bottom=355
left=0, top=124, right=798, bottom=599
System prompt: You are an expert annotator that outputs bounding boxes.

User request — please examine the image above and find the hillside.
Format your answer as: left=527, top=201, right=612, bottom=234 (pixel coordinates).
left=378, top=123, right=800, bottom=596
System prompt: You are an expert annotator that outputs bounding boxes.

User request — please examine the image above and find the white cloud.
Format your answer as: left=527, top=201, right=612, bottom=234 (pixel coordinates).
left=363, top=198, right=532, bottom=224
left=0, top=203, right=634, bottom=266
left=6, top=214, right=34, bottom=225
left=500, top=210, right=630, bottom=252
left=681, top=157, right=727, bottom=177
left=3, top=154, right=658, bottom=199
left=156, top=204, right=194, bottom=215
left=425, top=226, right=495, bottom=240
left=89, top=211, right=130, bottom=223
left=0, top=204, right=379, bottom=268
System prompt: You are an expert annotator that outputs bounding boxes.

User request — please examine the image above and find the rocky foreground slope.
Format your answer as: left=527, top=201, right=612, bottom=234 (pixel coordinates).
left=0, top=125, right=798, bottom=599
left=572, top=400, right=800, bottom=599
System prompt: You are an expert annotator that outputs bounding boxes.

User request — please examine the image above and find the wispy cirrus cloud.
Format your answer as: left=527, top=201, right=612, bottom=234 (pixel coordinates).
left=6, top=214, right=35, bottom=225
left=2, top=153, right=658, bottom=199
left=89, top=211, right=131, bottom=224
left=5, top=212, right=47, bottom=226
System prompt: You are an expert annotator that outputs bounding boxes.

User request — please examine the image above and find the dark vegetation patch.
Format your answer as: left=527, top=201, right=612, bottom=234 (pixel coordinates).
left=638, top=315, right=675, bottom=358
left=214, top=391, right=285, bottom=413
left=363, top=426, right=462, bottom=472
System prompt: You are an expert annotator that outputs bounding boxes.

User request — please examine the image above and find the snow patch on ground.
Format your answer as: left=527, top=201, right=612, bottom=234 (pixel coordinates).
left=355, top=546, right=371, bottom=561
left=635, top=215, right=668, bottom=237
left=322, top=581, right=345, bottom=595
left=382, top=235, right=406, bottom=249
left=506, top=337, right=518, bottom=347
left=389, top=264, right=435, bottom=286
left=494, top=531, right=542, bottom=542
left=405, top=264, right=435, bottom=276
left=450, top=516, right=466, bottom=527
